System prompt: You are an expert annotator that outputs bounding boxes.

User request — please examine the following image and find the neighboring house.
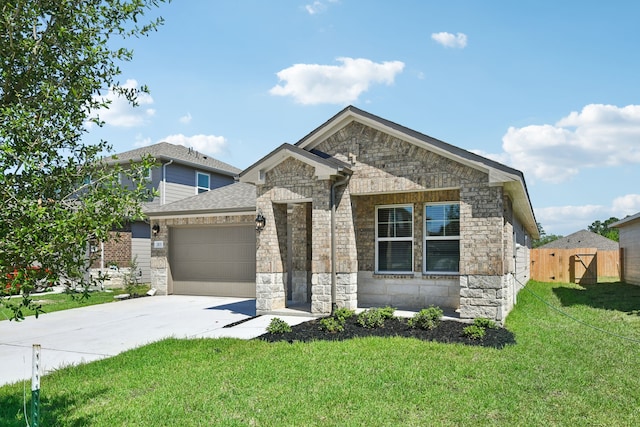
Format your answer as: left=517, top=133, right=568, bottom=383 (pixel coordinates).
left=96, top=142, right=241, bottom=282
left=148, top=106, right=539, bottom=323
left=611, top=213, right=640, bottom=286
left=538, top=229, right=619, bottom=251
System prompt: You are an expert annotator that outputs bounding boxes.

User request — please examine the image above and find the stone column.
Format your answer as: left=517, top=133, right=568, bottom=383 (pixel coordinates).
left=311, top=181, right=332, bottom=314
left=255, top=200, right=287, bottom=314
left=150, top=219, right=169, bottom=295
left=333, top=184, right=358, bottom=310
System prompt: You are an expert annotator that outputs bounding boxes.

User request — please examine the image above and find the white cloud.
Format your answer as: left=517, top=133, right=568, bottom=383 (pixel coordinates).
left=133, top=134, right=152, bottom=148
left=305, top=1, right=326, bottom=14
left=501, top=104, right=640, bottom=183
left=611, top=194, right=640, bottom=216
left=90, top=79, right=155, bottom=128
left=269, top=57, right=405, bottom=105
left=162, top=134, right=227, bottom=155
left=431, top=32, right=468, bottom=48
left=179, top=112, right=192, bottom=124
left=536, top=194, right=640, bottom=235
left=305, top=0, right=338, bottom=14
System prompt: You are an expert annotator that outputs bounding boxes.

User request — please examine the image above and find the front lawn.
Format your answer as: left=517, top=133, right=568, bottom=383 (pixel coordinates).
left=0, top=285, right=150, bottom=321
left=1, top=281, right=639, bottom=426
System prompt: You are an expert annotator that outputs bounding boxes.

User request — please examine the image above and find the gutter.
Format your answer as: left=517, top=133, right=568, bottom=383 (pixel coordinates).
left=330, top=172, right=350, bottom=314
left=161, top=160, right=174, bottom=205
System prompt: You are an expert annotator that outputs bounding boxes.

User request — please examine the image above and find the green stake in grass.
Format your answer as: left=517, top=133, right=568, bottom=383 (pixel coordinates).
left=32, top=344, right=41, bottom=427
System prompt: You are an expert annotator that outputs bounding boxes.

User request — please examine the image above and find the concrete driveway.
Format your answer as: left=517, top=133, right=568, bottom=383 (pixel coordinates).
left=0, top=295, right=314, bottom=387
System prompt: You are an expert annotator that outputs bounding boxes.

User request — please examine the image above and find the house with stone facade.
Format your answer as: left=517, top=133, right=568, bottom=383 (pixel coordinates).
left=147, top=106, right=538, bottom=323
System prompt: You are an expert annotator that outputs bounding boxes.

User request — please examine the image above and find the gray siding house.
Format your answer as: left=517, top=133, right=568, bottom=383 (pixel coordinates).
left=148, top=106, right=539, bottom=323
left=612, top=213, right=640, bottom=286
left=99, top=142, right=241, bottom=282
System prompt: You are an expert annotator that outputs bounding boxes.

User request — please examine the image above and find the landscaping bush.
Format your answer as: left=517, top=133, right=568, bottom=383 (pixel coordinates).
left=319, top=317, right=344, bottom=333
left=408, top=306, right=443, bottom=330
left=333, top=307, right=355, bottom=323
left=462, top=324, right=487, bottom=340
left=473, top=317, right=498, bottom=329
left=357, top=308, right=386, bottom=328
left=266, top=317, right=292, bottom=334
left=379, top=306, right=396, bottom=319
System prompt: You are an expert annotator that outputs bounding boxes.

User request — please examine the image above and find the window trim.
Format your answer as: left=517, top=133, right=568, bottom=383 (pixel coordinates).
left=195, top=171, right=210, bottom=194
left=375, top=204, right=414, bottom=274
left=423, top=201, right=460, bottom=275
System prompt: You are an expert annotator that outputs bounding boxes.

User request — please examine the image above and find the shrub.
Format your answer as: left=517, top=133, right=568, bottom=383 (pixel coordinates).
left=357, top=308, right=386, bottom=329
left=333, top=307, right=355, bottom=323
left=379, top=306, right=396, bottom=319
left=319, top=317, right=344, bottom=333
left=267, top=317, right=291, bottom=334
left=408, top=306, right=443, bottom=330
left=463, top=324, right=487, bottom=340
left=473, top=317, right=498, bottom=329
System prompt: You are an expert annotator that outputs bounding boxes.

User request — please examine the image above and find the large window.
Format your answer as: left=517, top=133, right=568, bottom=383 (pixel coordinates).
left=376, top=205, right=413, bottom=273
left=196, top=171, right=210, bottom=194
left=424, top=203, right=460, bottom=273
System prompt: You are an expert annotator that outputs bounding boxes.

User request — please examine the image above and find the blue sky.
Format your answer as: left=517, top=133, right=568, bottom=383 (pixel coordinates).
left=85, top=0, right=640, bottom=237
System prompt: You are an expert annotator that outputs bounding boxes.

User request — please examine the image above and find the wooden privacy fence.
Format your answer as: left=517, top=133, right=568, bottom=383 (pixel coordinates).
left=531, top=248, right=622, bottom=284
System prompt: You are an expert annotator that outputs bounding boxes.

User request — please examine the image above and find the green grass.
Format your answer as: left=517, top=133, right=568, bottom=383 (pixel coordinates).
left=0, top=285, right=150, bottom=321
left=1, top=281, right=640, bottom=426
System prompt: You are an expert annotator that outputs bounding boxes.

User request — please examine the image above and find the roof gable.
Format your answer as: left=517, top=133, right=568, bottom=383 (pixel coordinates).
left=296, top=106, right=523, bottom=184
left=295, top=106, right=537, bottom=238
left=239, top=143, right=351, bottom=184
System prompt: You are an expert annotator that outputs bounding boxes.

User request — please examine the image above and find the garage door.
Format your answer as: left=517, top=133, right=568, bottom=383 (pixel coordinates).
left=169, top=225, right=256, bottom=297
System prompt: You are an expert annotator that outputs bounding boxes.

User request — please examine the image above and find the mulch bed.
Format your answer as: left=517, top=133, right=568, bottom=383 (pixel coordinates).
left=256, top=316, right=516, bottom=349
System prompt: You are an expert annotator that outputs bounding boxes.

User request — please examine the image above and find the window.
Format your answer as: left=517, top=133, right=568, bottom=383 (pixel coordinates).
left=143, top=166, right=152, bottom=181
left=196, top=171, right=210, bottom=194
left=424, top=203, right=460, bottom=273
left=376, top=205, right=413, bottom=273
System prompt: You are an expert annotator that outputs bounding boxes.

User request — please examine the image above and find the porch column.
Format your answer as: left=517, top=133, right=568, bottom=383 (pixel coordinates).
left=311, top=181, right=332, bottom=315
left=255, top=201, right=287, bottom=315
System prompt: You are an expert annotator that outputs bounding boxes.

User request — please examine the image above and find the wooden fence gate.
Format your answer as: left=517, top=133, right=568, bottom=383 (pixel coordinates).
left=531, top=248, right=621, bottom=284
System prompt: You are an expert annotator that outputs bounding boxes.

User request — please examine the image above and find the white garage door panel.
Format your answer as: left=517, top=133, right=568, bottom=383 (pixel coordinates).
left=169, top=225, right=256, bottom=297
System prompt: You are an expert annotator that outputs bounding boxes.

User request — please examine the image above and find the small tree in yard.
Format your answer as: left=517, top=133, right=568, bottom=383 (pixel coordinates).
left=0, top=0, right=168, bottom=320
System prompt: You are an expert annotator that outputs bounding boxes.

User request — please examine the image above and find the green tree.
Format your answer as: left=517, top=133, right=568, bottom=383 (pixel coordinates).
left=588, top=217, right=620, bottom=242
left=1, top=0, right=168, bottom=320
left=532, top=222, right=562, bottom=248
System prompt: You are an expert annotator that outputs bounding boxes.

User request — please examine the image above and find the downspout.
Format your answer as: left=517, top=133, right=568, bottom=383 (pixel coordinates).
left=161, top=160, right=174, bottom=205
left=330, top=172, right=350, bottom=314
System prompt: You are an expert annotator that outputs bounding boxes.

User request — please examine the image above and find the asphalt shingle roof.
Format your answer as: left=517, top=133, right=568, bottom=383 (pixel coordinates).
left=108, top=142, right=241, bottom=176
left=145, top=182, right=256, bottom=216
left=539, top=229, right=619, bottom=250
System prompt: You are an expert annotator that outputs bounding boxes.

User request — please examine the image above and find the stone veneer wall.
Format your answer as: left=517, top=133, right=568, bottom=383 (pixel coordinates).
left=255, top=156, right=358, bottom=315
left=312, top=121, right=517, bottom=322
left=149, top=214, right=254, bottom=295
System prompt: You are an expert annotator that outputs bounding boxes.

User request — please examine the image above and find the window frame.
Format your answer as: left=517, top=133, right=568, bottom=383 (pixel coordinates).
left=423, top=202, right=460, bottom=275
left=375, top=204, right=414, bottom=274
left=195, top=171, right=210, bottom=194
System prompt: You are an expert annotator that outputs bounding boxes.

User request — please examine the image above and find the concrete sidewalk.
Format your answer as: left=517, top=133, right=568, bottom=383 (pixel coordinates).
left=0, top=295, right=314, bottom=387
